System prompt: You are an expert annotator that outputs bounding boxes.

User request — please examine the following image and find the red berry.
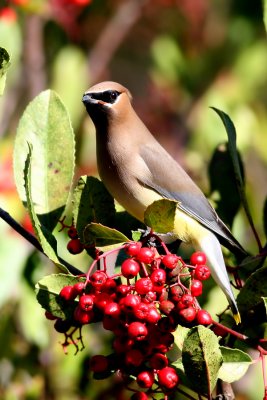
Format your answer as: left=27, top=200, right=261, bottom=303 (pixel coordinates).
left=146, top=306, right=161, bottom=324
left=104, top=302, right=121, bottom=318
left=125, top=349, right=144, bottom=367
left=74, top=306, right=94, bottom=324
left=45, top=311, right=57, bottom=320
left=170, top=285, right=183, bottom=302
left=135, top=277, right=153, bottom=295
left=59, top=285, right=76, bottom=301
left=157, top=367, right=179, bottom=389
left=54, top=318, right=72, bottom=333
left=94, top=292, right=112, bottom=311
left=158, top=287, right=168, bottom=302
left=159, top=300, right=175, bottom=316
left=125, top=241, right=142, bottom=257
left=136, top=247, right=155, bottom=264
left=116, top=284, right=131, bottom=297
left=102, top=278, right=117, bottom=293
left=79, top=294, right=95, bottom=311
left=162, top=254, right=179, bottom=269
left=149, top=353, right=168, bottom=369
left=90, top=355, right=109, bottom=373
left=121, top=294, right=141, bottom=313
left=136, top=370, right=154, bottom=388
left=133, top=302, right=149, bottom=320
left=190, top=279, right=203, bottom=297
left=67, top=238, right=84, bottom=254
left=194, top=265, right=211, bottom=281
left=90, top=271, right=107, bottom=289
left=190, top=251, right=207, bottom=266
left=176, top=294, right=194, bottom=310
left=150, top=269, right=166, bottom=286
left=72, top=281, right=85, bottom=297
left=128, top=322, right=148, bottom=341
left=121, top=258, right=140, bottom=279
left=196, top=309, right=212, bottom=325
left=179, top=306, right=197, bottom=322
left=143, top=291, right=157, bottom=303
left=67, top=226, right=78, bottom=239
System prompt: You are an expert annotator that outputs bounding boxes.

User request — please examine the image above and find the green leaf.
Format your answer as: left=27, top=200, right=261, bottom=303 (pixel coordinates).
left=208, top=142, right=244, bottom=228
left=239, top=253, right=266, bottom=273
left=35, top=273, right=85, bottom=319
left=14, top=89, right=75, bottom=232
left=144, top=199, right=177, bottom=234
left=211, top=108, right=260, bottom=249
left=24, top=145, right=67, bottom=272
left=132, top=230, right=142, bottom=242
left=73, top=176, right=115, bottom=240
left=168, top=325, right=190, bottom=364
left=83, top=223, right=130, bottom=247
left=0, top=47, right=10, bottom=95
left=173, top=325, right=190, bottom=352
left=211, top=108, right=243, bottom=186
left=182, top=326, right=223, bottom=396
left=237, top=265, right=267, bottom=316
left=262, top=297, right=267, bottom=316
left=218, top=346, right=252, bottom=383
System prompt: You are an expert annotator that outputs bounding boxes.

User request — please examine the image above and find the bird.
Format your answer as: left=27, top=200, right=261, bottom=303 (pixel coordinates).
left=82, top=81, right=247, bottom=324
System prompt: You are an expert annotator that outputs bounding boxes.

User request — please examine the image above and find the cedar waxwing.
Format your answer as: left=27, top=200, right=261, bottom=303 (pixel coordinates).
left=82, top=81, right=247, bottom=324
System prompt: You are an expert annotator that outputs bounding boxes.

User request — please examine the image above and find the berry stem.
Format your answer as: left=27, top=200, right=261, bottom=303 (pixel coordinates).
left=142, top=229, right=171, bottom=254
left=212, top=320, right=267, bottom=357
left=140, top=262, right=149, bottom=276
left=85, top=244, right=126, bottom=284
left=58, top=216, right=71, bottom=231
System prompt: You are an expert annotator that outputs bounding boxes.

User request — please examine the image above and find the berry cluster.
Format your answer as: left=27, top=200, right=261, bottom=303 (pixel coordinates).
left=46, top=237, right=212, bottom=398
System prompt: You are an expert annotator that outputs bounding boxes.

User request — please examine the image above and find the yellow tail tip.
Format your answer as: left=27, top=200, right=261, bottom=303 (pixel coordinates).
left=233, top=312, right=241, bottom=325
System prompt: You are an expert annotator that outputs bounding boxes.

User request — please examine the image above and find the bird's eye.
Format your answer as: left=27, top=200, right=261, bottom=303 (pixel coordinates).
left=110, top=91, right=118, bottom=101
left=90, top=90, right=120, bottom=104
left=106, top=90, right=120, bottom=104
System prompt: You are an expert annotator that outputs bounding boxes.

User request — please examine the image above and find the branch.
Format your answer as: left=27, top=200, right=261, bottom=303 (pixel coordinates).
left=0, top=206, right=82, bottom=276
left=88, top=0, right=149, bottom=83
left=23, top=14, right=47, bottom=100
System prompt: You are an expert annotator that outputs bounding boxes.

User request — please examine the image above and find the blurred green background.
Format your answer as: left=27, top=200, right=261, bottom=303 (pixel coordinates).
left=0, top=0, right=267, bottom=399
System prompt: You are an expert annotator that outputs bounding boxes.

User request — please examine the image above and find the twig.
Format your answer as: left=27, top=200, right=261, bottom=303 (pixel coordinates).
left=23, top=14, right=47, bottom=99
left=0, top=206, right=82, bottom=275
left=88, top=0, right=149, bottom=83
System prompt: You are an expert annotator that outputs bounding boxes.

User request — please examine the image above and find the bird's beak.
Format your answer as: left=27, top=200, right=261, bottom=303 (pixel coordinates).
left=82, top=93, right=96, bottom=104
left=82, top=93, right=106, bottom=106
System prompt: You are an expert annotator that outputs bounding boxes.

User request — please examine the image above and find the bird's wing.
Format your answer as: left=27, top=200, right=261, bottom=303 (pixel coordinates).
left=139, top=144, right=246, bottom=255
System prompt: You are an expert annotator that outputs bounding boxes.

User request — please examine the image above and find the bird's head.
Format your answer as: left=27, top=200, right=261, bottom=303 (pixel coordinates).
left=82, top=81, right=133, bottom=127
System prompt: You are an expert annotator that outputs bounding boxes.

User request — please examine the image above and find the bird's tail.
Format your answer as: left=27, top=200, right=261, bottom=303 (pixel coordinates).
left=195, top=232, right=241, bottom=324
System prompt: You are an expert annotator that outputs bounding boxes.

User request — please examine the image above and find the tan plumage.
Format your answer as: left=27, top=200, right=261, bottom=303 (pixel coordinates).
left=82, top=81, right=247, bottom=323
